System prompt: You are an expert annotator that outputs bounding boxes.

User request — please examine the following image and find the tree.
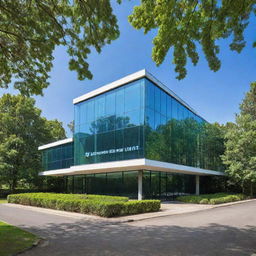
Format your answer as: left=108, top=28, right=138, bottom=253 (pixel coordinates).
left=240, top=82, right=256, bottom=118
left=0, top=94, right=66, bottom=191
left=0, top=0, right=119, bottom=96
left=223, top=82, right=256, bottom=196
left=129, top=0, right=255, bottom=79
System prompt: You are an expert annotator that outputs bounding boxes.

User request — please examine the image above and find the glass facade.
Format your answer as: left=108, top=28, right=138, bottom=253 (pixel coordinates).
left=74, top=79, right=145, bottom=165
left=73, top=77, right=223, bottom=172
left=42, top=142, right=74, bottom=171
left=144, top=78, right=223, bottom=171
left=39, top=75, right=225, bottom=198
left=65, top=171, right=195, bottom=199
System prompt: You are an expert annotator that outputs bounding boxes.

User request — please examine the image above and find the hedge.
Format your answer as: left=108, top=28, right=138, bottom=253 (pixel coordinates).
left=176, top=193, right=247, bottom=204
left=7, top=193, right=160, bottom=217
left=0, top=189, right=52, bottom=199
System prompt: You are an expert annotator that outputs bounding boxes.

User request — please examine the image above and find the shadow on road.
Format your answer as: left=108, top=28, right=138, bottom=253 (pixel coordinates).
left=20, top=219, right=256, bottom=256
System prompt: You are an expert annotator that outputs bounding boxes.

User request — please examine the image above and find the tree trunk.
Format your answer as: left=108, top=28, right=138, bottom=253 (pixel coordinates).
left=11, top=178, right=17, bottom=193
left=242, top=183, right=245, bottom=194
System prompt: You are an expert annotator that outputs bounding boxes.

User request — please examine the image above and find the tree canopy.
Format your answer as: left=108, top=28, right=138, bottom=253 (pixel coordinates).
left=129, top=0, right=256, bottom=79
left=240, top=82, right=256, bottom=118
left=0, top=0, right=119, bottom=95
left=0, top=94, right=66, bottom=191
left=222, top=82, right=256, bottom=196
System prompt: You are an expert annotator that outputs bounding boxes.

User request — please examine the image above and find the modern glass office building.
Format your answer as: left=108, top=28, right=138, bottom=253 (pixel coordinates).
left=39, top=70, right=224, bottom=199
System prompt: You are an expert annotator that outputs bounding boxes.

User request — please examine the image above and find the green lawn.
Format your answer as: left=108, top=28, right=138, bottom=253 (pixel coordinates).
left=0, top=221, right=39, bottom=256
left=0, top=198, right=7, bottom=204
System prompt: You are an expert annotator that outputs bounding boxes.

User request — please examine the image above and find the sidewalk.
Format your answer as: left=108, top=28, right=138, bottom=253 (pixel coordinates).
left=116, top=198, right=256, bottom=222
left=4, top=198, right=256, bottom=223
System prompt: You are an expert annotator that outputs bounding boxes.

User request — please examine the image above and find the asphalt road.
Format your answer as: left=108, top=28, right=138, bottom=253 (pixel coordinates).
left=0, top=201, right=256, bottom=256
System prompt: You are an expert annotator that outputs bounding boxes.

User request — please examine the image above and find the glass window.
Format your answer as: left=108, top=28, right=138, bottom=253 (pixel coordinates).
left=145, top=79, right=154, bottom=110
left=115, top=115, right=127, bottom=130
left=183, top=106, right=189, bottom=120
left=80, top=123, right=93, bottom=135
left=95, top=95, right=105, bottom=119
left=42, top=142, right=74, bottom=171
left=124, top=127, right=140, bottom=159
left=140, top=79, right=145, bottom=110
left=154, top=86, right=161, bottom=113
left=167, top=96, right=172, bottom=118
left=172, top=98, right=178, bottom=119
left=73, top=78, right=145, bottom=165
left=74, top=124, right=79, bottom=135
left=74, top=104, right=80, bottom=127
left=125, top=81, right=141, bottom=112
left=145, top=108, right=154, bottom=129
left=115, top=129, right=124, bottom=160
left=123, top=171, right=138, bottom=198
left=160, top=115, right=167, bottom=126
left=177, top=102, right=184, bottom=120
left=116, top=87, right=125, bottom=116
left=160, top=91, right=167, bottom=116
left=86, top=99, right=94, bottom=123
left=155, top=112, right=161, bottom=130
left=106, top=91, right=115, bottom=116
left=125, top=109, right=141, bottom=127
left=106, top=115, right=115, bottom=132
left=80, top=101, right=87, bottom=124
left=95, top=117, right=107, bottom=133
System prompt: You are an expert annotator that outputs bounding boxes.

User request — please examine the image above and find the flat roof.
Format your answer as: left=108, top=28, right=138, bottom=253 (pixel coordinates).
left=39, top=158, right=224, bottom=177
left=73, top=69, right=205, bottom=121
left=38, top=138, right=73, bottom=151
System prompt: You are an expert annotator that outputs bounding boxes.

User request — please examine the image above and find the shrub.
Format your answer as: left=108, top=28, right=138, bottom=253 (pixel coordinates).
left=123, top=200, right=161, bottom=215
left=199, top=199, right=209, bottom=204
left=7, top=193, right=160, bottom=217
left=177, top=193, right=247, bottom=205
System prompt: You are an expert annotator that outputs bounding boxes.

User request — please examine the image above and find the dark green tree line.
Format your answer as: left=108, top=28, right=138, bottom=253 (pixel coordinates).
left=223, top=82, right=256, bottom=196
left=0, top=94, right=66, bottom=191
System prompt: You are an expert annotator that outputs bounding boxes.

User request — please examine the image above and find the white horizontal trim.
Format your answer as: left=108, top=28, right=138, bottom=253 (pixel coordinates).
left=73, top=70, right=146, bottom=104
left=144, top=159, right=224, bottom=176
left=39, top=158, right=224, bottom=176
left=38, top=138, right=73, bottom=151
left=72, top=69, right=204, bottom=120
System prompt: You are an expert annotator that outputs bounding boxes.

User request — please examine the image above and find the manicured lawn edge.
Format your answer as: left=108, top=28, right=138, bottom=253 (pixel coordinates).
left=7, top=193, right=161, bottom=217
left=0, top=198, right=7, bottom=204
left=176, top=193, right=247, bottom=204
left=0, top=221, right=40, bottom=256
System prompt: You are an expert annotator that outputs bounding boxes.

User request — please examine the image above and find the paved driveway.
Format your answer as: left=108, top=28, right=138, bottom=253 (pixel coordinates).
left=0, top=201, right=256, bottom=256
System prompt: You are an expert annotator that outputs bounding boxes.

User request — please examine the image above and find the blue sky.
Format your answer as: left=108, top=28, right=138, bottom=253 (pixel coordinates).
left=1, top=1, right=256, bottom=137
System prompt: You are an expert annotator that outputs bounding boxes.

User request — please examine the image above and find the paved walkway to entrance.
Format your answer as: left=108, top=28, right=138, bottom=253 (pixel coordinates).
left=0, top=200, right=256, bottom=255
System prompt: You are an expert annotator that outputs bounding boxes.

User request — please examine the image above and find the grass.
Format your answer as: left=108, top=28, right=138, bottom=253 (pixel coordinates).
left=0, top=221, right=39, bottom=256
left=176, top=193, right=247, bottom=204
left=0, top=198, right=7, bottom=204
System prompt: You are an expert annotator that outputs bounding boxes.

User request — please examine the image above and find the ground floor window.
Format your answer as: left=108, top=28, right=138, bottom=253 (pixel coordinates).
left=65, top=170, right=196, bottom=199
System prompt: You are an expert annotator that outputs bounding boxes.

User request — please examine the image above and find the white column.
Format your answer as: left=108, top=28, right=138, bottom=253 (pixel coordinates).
left=196, top=175, right=200, bottom=195
left=138, top=170, right=143, bottom=200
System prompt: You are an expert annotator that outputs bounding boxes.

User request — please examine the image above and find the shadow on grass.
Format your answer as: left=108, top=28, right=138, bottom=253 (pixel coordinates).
left=19, top=218, right=256, bottom=256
